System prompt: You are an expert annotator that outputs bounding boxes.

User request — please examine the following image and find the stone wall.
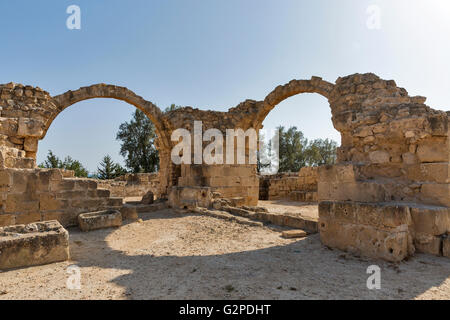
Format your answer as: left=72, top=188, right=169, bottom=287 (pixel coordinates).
left=0, top=168, right=122, bottom=227
left=97, top=173, right=159, bottom=198
left=259, top=167, right=318, bottom=202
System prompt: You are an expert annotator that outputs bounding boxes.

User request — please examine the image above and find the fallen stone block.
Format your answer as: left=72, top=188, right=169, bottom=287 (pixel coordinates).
left=0, top=220, right=69, bottom=270
left=281, top=229, right=308, bottom=239
left=78, top=210, right=122, bottom=232
left=141, top=191, right=154, bottom=204
left=120, top=205, right=138, bottom=220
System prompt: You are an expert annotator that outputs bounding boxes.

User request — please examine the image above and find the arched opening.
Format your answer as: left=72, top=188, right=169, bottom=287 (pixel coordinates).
left=255, top=79, right=341, bottom=227
left=37, top=85, right=172, bottom=200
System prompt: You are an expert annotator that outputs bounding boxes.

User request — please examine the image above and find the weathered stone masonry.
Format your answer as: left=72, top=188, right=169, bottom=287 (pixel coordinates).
left=0, top=73, right=448, bottom=261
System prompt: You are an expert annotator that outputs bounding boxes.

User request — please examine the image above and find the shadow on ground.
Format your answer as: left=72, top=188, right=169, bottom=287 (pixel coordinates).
left=66, top=210, right=450, bottom=300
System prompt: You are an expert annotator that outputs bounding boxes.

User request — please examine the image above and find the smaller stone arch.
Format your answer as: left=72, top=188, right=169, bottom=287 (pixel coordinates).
left=253, top=76, right=335, bottom=130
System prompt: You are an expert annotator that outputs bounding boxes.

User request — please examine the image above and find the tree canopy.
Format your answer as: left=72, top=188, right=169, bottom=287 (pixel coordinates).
left=259, top=126, right=338, bottom=173
left=96, top=154, right=127, bottom=180
left=38, top=150, right=89, bottom=178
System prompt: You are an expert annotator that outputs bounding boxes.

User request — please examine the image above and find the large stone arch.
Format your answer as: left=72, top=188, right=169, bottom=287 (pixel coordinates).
left=48, top=84, right=170, bottom=149
left=45, top=84, right=173, bottom=196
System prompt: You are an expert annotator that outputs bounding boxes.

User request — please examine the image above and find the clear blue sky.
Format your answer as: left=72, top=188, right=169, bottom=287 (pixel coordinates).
left=1, top=0, right=449, bottom=172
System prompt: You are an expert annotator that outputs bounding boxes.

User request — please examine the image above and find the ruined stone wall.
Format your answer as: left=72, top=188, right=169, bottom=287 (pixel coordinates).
left=96, top=173, right=159, bottom=198
left=0, top=168, right=122, bottom=227
left=0, top=73, right=448, bottom=261
left=259, top=167, right=319, bottom=201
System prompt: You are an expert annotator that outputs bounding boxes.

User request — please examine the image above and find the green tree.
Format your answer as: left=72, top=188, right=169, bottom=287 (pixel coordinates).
left=97, top=154, right=126, bottom=180
left=39, top=150, right=62, bottom=169
left=277, top=126, right=309, bottom=172
left=270, top=126, right=338, bottom=172
left=116, top=109, right=159, bottom=173
left=116, top=105, right=181, bottom=173
left=62, top=156, right=89, bottom=177
left=305, top=138, right=337, bottom=166
left=39, top=150, right=89, bottom=177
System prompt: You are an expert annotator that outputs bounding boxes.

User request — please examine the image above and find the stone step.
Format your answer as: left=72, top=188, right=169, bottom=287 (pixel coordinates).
left=120, top=201, right=168, bottom=220
left=281, top=229, right=308, bottom=239
left=289, top=191, right=318, bottom=202
left=191, top=207, right=263, bottom=227
left=222, top=206, right=318, bottom=233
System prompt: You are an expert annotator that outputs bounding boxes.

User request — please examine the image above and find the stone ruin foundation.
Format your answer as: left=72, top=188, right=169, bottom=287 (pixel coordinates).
left=0, top=72, right=448, bottom=266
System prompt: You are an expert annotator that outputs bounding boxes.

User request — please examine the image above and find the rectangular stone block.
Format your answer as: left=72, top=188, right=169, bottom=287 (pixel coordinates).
left=319, top=201, right=411, bottom=262
left=41, top=210, right=78, bottom=227
left=0, top=220, right=69, bottom=270
left=406, top=162, right=450, bottom=183
left=39, top=193, right=65, bottom=211
left=5, top=194, right=39, bottom=213
left=410, top=206, right=450, bottom=236
left=0, top=213, right=15, bottom=227
left=443, top=237, right=450, bottom=258
left=414, top=234, right=442, bottom=256
left=419, top=183, right=450, bottom=207
left=17, top=118, right=44, bottom=138
left=417, top=141, right=449, bottom=163
left=78, top=210, right=122, bottom=232
left=15, top=211, right=41, bottom=225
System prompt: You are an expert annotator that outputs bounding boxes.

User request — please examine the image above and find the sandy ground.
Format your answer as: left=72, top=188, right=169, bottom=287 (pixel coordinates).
left=0, top=208, right=449, bottom=300
left=259, top=200, right=319, bottom=220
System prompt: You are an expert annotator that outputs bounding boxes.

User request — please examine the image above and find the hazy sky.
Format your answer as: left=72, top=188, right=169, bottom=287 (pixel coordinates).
left=1, top=0, right=449, bottom=172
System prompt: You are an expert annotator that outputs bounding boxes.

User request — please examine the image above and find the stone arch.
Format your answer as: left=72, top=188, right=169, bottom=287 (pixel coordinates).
left=44, top=84, right=173, bottom=196
left=253, top=77, right=335, bottom=130
left=48, top=84, right=170, bottom=149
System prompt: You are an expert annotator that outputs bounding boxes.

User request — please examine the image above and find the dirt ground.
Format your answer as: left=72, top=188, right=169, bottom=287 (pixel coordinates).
left=0, top=208, right=449, bottom=300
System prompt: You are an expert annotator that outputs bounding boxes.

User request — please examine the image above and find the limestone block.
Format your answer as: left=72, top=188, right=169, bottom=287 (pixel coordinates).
left=78, top=210, right=122, bottom=232
left=281, top=229, right=307, bottom=239
left=15, top=212, right=41, bottom=225
left=419, top=183, right=450, bottom=207
left=141, top=191, right=154, bottom=204
left=5, top=194, right=39, bottom=213
left=17, top=118, right=44, bottom=138
left=443, top=237, right=450, bottom=258
left=0, top=213, right=15, bottom=227
left=120, top=205, right=138, bottom=220
left=71, top=198, right=106, bottom=209
left=41, top=211, right=78, bottom=227
left=24, top=137, right=38, bottom=152
left=417, top=143, right=449, bottom=163
left=410, top=206, right=450, bottom=236
left=318, top=180, right=385, bottom=203
left=406, top=162, right=450, bottom=183
left=413, top=234, right=441, bottom=256
left=0, top=220, right=69, bottom=270
left=107, top=197, right=123, bottom=207
left=369, top=150, right=390, bottom=164
left=0, top=170, right=11, bottom=190
left=319, top=201, right=411, bottom=262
